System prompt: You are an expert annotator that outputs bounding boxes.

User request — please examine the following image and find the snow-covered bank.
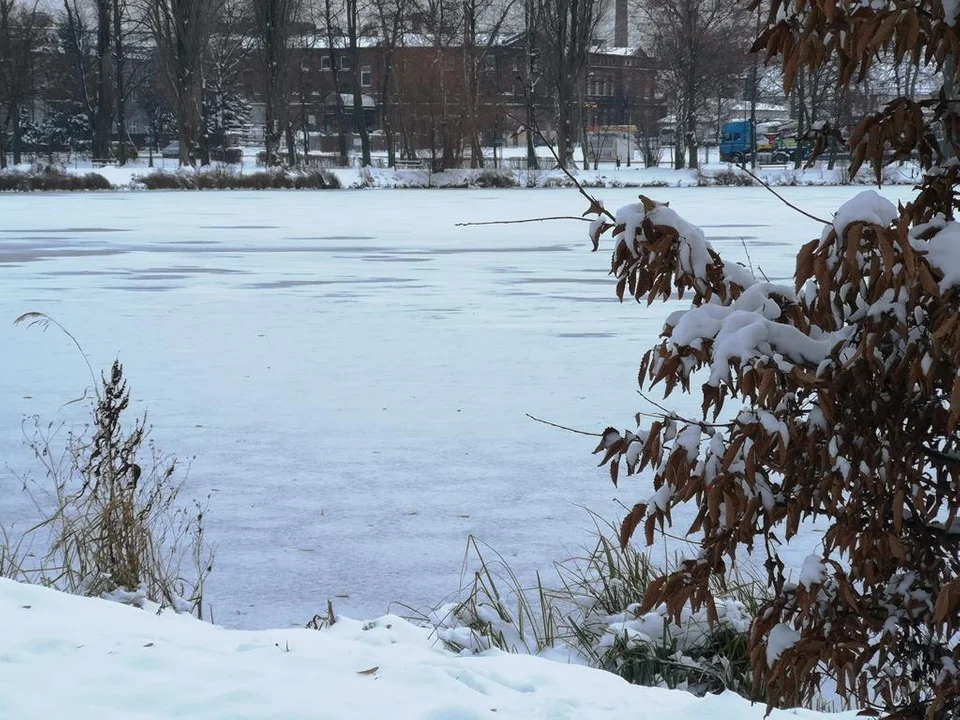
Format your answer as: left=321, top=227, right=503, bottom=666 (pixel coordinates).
left=0, top=160, right=925, bottom=191
left=0, top=578, right=850, bottom=720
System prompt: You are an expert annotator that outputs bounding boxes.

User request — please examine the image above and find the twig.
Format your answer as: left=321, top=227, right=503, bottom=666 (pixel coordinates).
left=635, top=393, right=734, bottom=429
left=737, top=165, right=831, bottom=225
left=505, top=110, right=616, bottom=223
left=739, top=237, right=756, bottom=280
left=455, top=216, right=592, bottom=227
left=525, top=413, right=602, bottom=437
left=638, top=389, right=673, bottom=417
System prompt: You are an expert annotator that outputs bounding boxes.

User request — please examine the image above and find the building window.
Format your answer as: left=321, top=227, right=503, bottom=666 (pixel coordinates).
left=300, top=58, right=310, bottom=72
left=321, top=55, right=331, bottom=71
left=340, top=55, right=351, bottom=71
left=360, top=65, right=372, bottom=87
left=484, top=54, right=495, bottom=71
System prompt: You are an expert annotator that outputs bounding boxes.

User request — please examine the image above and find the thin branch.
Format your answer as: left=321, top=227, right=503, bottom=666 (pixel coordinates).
left=738, top=165, right=831, bottom=225
left=456, top=216, right=592, bottom=227
left=739, top=237, right=756, bottom=280
left=505, top=109, right=616, bottom=223
left=525, top=413, right=602, bottom=437
left=638, top=389, right=673, bottom=417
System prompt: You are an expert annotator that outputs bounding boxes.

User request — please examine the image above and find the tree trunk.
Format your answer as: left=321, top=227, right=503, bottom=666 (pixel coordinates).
left=113, top=0, right=125, bottom=165
left=12, top=104, right=22, bottom=165
left=794, top=69, right=805, bottom=170
left=379, top=51, right=396, bottom=167
left=285, top=123, right=296, bottom=166
left=524, top=0, right=539, bottom=170
left=673, top=100, right=684, bottom=169
left=94, top=0, right=112, bottom=161
left=347, top=0, right=371, bottom=167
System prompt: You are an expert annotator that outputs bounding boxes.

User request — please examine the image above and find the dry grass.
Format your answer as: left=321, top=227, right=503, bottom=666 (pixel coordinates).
left=394, top=517, right=774, bottom=703
left=3, top=313, right=213, bottom=617
left=135, top=167, right=341, bottom=190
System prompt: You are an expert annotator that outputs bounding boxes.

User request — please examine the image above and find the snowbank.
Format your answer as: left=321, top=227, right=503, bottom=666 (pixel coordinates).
left=0, top=579, right=852, bottom=720
left=0, top=159, right=923, bottom=191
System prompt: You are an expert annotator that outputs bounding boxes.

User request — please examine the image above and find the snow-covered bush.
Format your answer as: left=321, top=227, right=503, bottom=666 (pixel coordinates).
left=0, top=166, right=112, bottom=191
left=473, top=169, right=518, bottom=188
left=579, top=3, right=960, bottom=716
left=587, top=185, right=960, bottom=715
left=698, top=167, right=755, bottom=187
left=134, top=167, right=340, bottom=190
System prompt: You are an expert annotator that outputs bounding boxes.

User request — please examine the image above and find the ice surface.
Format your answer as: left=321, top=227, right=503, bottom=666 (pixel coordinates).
left=0, top=186, right=915, bottom=630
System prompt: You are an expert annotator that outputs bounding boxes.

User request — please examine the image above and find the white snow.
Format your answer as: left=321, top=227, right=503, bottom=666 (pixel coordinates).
left=0, top=186, right=916, bottom=630
left=912, top=220, right=960, bottom=290
left=766, top=623, right=801, bottom=667
left=798, top=554, right=826, bottom=589
left=831, top=189, right=898, bottom=238
left=0, top=578, right=855, bottom=720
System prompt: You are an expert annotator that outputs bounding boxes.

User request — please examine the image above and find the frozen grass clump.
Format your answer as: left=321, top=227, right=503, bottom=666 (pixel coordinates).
left=135, top=166, right=340, bottom=190
left=0, top=166, right=112, bottom=191
left=396, top=521, right=770, bottom=705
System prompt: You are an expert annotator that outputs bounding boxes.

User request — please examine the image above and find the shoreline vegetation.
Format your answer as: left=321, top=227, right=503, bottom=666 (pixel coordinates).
left=0, top=162, right=922, bottom=192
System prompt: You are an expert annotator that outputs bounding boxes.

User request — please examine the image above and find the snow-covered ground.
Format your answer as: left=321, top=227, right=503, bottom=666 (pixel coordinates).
left=0, top=577, right=853, bottom=720
left=0, top=185, right=916, bottom=630
left=20, top=153, right=924, bottom=189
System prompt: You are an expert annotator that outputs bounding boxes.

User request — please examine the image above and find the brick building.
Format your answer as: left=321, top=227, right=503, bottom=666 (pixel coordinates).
left=236, top=30, right=664, bottom=164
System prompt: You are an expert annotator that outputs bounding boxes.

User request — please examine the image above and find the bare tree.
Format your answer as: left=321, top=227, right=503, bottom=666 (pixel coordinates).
left=344, top=0, right=371, bottom=166
left=60, top=0, right=114, bottom=160
left=205, top=0, right=249, bottom=153
left=0, top=0, right=46, bottom=166
left=112, top=0, right=154, bottom=164
left=521, top=0, right=539, bottom=169
left=637, top=0, right=748, bottom=169
left=144, top=0, right=219, bottom=165
left=462, top=0, right=516, bottom=167
left=319, top=0, right=350, bottom=164
left=252, top=0, right=299, bottom=165
left=538, top=0, right=601, bottom=168
left=93, top=0, right=113, bottom=160
left=371, top=0, right=407, bottom=167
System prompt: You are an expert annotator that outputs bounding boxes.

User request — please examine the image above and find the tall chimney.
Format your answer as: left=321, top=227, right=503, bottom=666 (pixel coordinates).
left=614, top=0, right=628, bottom=47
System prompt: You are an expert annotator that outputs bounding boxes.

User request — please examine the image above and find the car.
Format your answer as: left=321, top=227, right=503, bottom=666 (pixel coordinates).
left=161, top=141, right=181, bottom=159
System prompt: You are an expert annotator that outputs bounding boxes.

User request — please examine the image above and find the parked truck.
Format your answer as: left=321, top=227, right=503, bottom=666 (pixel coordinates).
left=719, top=120, right=808, bottom=164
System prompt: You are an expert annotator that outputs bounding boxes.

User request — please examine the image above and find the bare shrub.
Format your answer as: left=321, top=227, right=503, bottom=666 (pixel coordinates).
left=473, top=170, right=518, bottom=188
left=5, top=313, right=213, bottom=617
left=698, top=167, right=755, bottom=187
left=0, top=167, right=113, bottom=191
left=134, top=167, right=340, bottom=190
left=136, top=171, right=195, bottom=190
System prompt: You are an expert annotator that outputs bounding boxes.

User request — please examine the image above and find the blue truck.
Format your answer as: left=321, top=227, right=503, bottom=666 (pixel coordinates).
left=719, top=120, right=808, bottom=164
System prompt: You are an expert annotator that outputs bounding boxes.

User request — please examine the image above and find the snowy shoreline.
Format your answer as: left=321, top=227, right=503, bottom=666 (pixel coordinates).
left=0, top=577, right=855, bottom=720
left=0, top=161, right=924, bottom=192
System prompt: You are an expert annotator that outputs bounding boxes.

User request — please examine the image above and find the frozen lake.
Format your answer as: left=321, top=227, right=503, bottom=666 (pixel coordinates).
left=0, top=185, right=915, bottom=629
